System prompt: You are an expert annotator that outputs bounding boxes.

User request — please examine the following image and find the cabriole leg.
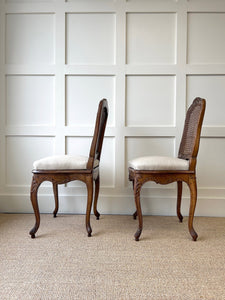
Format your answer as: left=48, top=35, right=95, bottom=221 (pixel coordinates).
left=177, top=181, right=183, bottom=222
left=85, top=177, right=93, bottom=237
left=29, top=175, right=41, bottom=238
left=93, top=176, right=100, bottom=220
left=132, top=180, right=138, bottom=219
left=187, top=176, right=198, bottom=241
left=52, top=183, right=59, bottom=218
left=133, top=210, right=138, bottom=220
left=133, top=178, right=143, bottom=241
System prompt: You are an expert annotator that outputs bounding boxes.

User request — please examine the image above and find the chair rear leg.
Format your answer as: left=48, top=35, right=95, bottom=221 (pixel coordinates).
left=133, top=178, right=143, bottom=241
left=85, top=176, right=93, bottom=237
left=187, top=176, right=198, bottom=241
left=93, top=176, right=100, bottom=220
left=177, top=181, right=183, bottom=222
left=133, top=210, right=138, bottom=220
left=52, top=183, right=59, bottom=218
left=29, top=175, right=41, bottom=238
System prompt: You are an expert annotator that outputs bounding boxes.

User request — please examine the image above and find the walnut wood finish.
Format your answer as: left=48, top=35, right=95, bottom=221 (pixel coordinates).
left=129, top=98, right=206, bottom=241
left=29, top=99, right=108, bottom=238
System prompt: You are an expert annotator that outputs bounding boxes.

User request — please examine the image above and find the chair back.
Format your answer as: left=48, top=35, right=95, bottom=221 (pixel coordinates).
left=87, top=99, right=108, bottom=169
left=178, top=97, right=206, bottom=170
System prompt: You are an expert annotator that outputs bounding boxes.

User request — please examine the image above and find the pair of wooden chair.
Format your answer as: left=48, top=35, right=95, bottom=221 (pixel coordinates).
left=29, top=97, right=206, bottom=241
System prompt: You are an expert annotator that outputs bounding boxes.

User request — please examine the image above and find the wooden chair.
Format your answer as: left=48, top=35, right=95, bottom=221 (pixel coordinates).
left=128, top=97, right=206, bottom=241
left=29, top=99, right=108, bottom=238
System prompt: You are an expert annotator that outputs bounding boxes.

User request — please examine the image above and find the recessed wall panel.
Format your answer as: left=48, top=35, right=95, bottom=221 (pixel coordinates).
left=187, top=13, right=225, bottom=64
left=126, top=13, right=176, bottom=64
left=66, top=76, right=114, bottom=126
left=126, top=137, right=175, bottom=162
left=6, top=76, right=54, bottom=126
left=66, top=137, right=115, bottom=187
left=6, top=137, right=54, bottom=186
left=187, top=75, right=225, bottom=126
left=66, top=13, right=115, bottom=64
left=197, top=138, right=225, bottom=188
left=6, top=14, right=54, bottom=64
left=126, top=75, right=175, bottom=126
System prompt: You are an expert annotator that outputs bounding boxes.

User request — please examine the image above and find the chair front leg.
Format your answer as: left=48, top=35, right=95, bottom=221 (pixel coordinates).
left=177, top=181, right=183, bottom=222
left=133, top=177, right=143, bottom=241
left=29, top=175, right=42, bottom=238
left=93, top=175, right=100, bottom=220
left=131, top=180, right=138, bottom=220
left=52, top=183, right=59, bottom=218
left=85, top=176, right=94, bottom=237
left=187, top=175, right=198, bottom=241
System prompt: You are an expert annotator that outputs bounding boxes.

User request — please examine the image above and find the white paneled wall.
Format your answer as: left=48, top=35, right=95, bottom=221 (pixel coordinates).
left=1, top=0, right=225, bottom=217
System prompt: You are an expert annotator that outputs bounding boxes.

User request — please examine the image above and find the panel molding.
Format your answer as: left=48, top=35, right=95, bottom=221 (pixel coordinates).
left=1, top=0, right=225, bottom=216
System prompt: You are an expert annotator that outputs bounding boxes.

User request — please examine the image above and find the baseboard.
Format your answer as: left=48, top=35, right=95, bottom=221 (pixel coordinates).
left=0, top=194, right=225, bottom=217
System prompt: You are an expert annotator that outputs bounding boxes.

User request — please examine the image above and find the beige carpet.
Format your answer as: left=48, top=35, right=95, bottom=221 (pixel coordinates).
left=0, top=213, right=225, bottom=300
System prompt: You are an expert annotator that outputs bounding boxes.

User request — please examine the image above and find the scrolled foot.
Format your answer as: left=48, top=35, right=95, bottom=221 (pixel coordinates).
left=86, top=225, right=92, bottom=237
left=133, top=211, right=137, bottom=220
left=53, top=213, right=57, bottom=218
left=134, top=228, right=142, bottom=241
left=29, top=229, right=36, bottom=239
left=178, top=213, right=183, bottom=223
left=190, top=228, right=198, bottom=241
left=95, top=211, right=100, bottom=220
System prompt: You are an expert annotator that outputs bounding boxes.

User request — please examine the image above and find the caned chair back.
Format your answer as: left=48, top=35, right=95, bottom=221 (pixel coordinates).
left=87, top=99, right=108, bottom=169
left=178, top=97, right=206, bottom=170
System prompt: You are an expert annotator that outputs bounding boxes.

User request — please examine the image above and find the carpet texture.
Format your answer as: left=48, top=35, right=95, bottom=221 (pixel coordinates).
left=0, top=213, right=225, bottom=299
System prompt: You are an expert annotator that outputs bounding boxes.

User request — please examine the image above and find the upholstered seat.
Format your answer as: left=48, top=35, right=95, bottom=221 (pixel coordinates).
left=33, top=155, right=99, bottom=170
left=129, top=156, right=189, bottom=171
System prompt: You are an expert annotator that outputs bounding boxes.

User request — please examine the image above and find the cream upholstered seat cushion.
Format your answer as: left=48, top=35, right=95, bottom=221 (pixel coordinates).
left=128, top=156, right=189, bottom=171
left=33, top=155, right=99, bottom=170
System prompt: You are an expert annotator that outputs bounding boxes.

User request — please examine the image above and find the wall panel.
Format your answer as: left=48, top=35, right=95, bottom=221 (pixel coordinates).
left=126, top=75, right=175, bottom=126
left=1, top=0, right=225, bottom=216
left=6, top=75, right=55, bottom=126
left=66, top=13, right=115, bottom=64
left=126, top=12, right=176, bottom=64
left=187, top=75, right=225, bottom=126
left=66, top=75, right=115, bottom=126
left=197, top=138, right=225, bottom=188
left=187, top=13, right=225, bottom=64
left=6, top=13, right=54, bottom=64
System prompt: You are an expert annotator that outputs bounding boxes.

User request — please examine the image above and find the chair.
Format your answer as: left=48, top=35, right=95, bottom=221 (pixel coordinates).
left=128, top=97, right=206, bottom=241
left=29, top=99, right=108, bottom=238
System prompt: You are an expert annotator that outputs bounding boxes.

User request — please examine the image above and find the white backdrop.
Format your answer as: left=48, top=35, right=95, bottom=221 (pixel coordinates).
left=0, top=0, right=225, bottom=217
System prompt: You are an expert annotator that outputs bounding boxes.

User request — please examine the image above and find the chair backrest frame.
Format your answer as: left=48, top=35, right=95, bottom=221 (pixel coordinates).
left=87, top=99, right=108, bottom=170
left=178, top=97, right=206, bottom=171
